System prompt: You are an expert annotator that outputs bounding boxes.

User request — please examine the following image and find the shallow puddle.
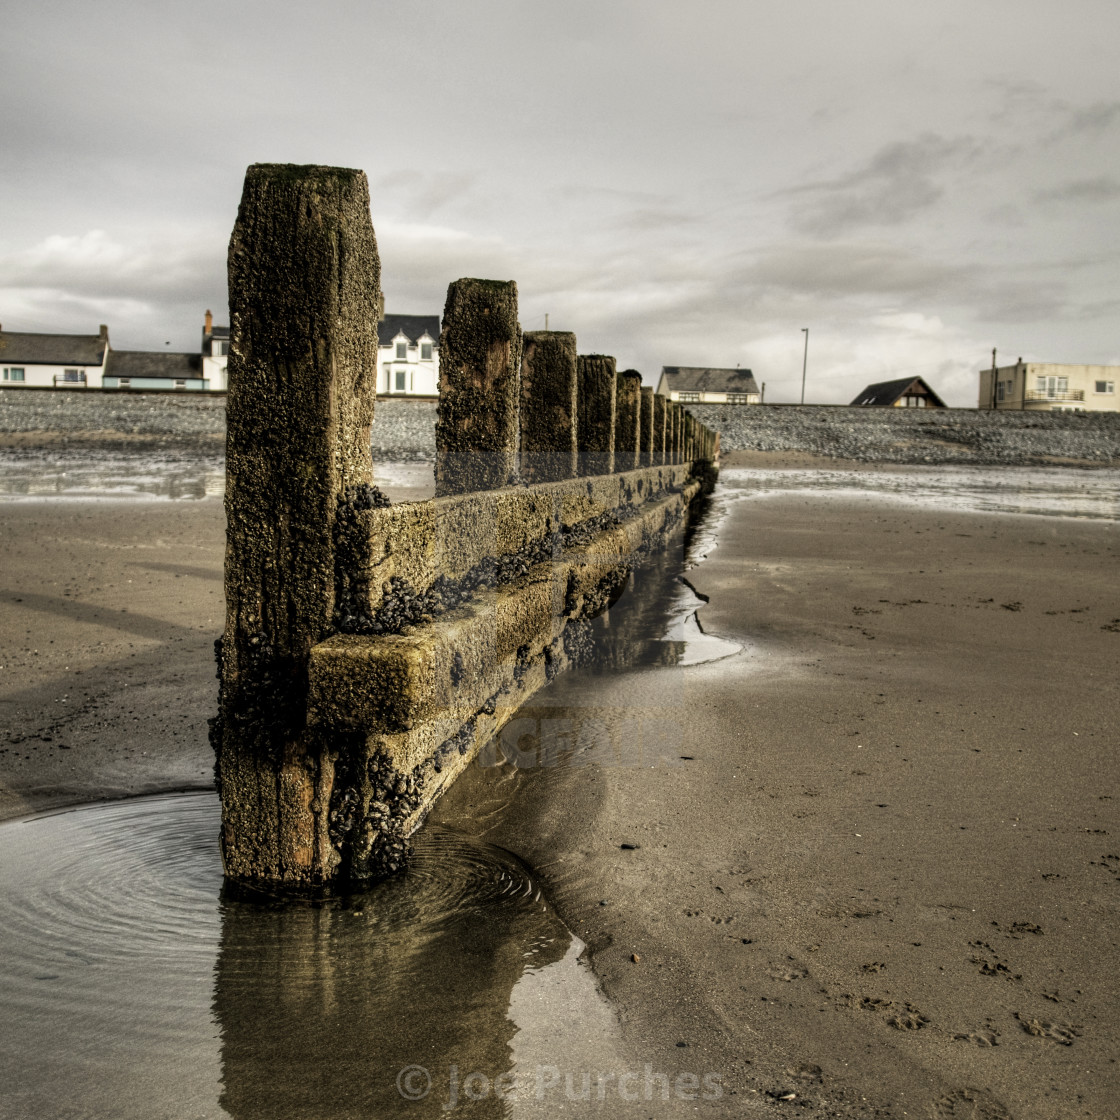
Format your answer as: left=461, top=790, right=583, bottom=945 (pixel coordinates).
left=0, top=792, right=625, bottom=1119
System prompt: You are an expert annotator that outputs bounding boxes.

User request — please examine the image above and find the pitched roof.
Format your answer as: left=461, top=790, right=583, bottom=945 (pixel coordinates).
left=0, top=331, right=108, bottom=366
left=106, top=350, right=204, bottom=380
left=850, top=376, right=947, bottom=408
left=659, top=366, right=759, bottom=394
left=379, top=313, right=440, bottom=348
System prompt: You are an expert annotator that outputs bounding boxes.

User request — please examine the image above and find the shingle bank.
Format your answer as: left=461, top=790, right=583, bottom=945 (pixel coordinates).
left=690, top=403, right=1120, bottom=466
left=5, top=392, right=1116, bottom=466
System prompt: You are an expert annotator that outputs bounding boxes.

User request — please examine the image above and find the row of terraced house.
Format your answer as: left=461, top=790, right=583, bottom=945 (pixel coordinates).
left=0, top=307, right=443, bottom=396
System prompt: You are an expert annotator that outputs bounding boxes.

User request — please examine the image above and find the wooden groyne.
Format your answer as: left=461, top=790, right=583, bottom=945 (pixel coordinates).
left=211, top=164, right=718, bottom=893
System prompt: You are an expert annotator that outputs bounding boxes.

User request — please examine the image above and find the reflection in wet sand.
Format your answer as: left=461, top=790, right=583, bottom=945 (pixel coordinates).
left=0, top=794, right=609, bottom=1119
left=0, top=454, right=434, bottom=503
left=215, top=828, right=570, bottom=1119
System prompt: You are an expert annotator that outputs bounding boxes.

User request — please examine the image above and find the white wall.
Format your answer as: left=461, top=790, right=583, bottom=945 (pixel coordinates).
left=202, top=352, right=228, bottom=391
left=2, top=360, right=106, bottom=388
left=379, top=331, right=438, bottom=396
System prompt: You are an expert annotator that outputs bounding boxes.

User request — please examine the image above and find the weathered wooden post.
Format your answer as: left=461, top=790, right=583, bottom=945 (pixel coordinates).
left=639, top=386, right=654, bottom=468
left=215, top=163, right=381, bottom=890
left=615, top=369, right=642, bottom=472
left=520, top=331, right=578, bottom=483
left=435, top=279, right=521, bottom=496
left=577, top=354, right=616, bottom=476
left=653, top=393, right=667, bottom=466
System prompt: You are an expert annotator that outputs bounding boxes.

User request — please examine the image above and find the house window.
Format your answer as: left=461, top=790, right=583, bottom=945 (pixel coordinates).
left=420, top=342, right=433, bottom=360
left=997, top=382, right=1005, bottom=401
left=677, top=392, right=700, bottom=402
left=395, top=369, right=406, bottom=392
left=62, top=369, right=83, bottom=382
left=395, top=341, right=407, bottom=360
left=727, top=393, right=750, bottom=404
left=213, top=341, right=228, bottom=357
left=1095, top=380, right=1115, bottom=394
left=3, top=367, right=25, bottom=382
left=119, top=378, right=131, bottom=387
left=174, top=379, right=187, bottom=389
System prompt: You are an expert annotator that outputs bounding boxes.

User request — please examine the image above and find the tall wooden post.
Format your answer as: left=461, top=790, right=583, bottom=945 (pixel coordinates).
left=615, top=369, right=642, bottom=472
left=435, top=279, right=521, bottom=495
left=653, top=393, right=667, bottom=466
left=639, top=386, right=654, bottom=468
left=577, top=354, right=616, bottom=476
left=520, top=331, right=578, bottom=483
left=216, top=164, right=381, bottom=890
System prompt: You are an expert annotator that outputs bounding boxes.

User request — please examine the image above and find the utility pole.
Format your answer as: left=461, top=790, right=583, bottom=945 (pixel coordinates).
left=990, top=347, right=997, bottom=410
left=800, top=328, right=809, bottom=405
left=545, top=313, right=549, bottom=331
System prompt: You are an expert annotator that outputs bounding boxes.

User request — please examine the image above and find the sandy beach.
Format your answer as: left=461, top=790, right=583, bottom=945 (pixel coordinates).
left=1, top=465, right=1117, bottom=1117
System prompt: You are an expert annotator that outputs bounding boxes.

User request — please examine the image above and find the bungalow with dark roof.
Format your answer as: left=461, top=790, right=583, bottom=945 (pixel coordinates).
left=379, top=311, right=440, bottom=396
left=655, top=366, right=761, bottom=404
left=0, top=324, right=110, bottom=388
left=850, top=376, right=946, bottom=409
left=103, top=349, right=209, bottom=391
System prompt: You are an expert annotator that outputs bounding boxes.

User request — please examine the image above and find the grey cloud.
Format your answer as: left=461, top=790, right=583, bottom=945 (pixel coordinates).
left=784, top=134, right=983, bottom=238
left=744, top=242, right=967, bottom=300
left=372, top=171, right=479, bottom=222
left=1034, top=176, right=1120, bottom=204
left=1064, top=100, right=1120, bottom=136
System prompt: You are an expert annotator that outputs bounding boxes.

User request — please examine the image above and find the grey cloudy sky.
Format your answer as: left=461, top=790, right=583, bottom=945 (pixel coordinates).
left=2, top=0, right=1118, bottom=403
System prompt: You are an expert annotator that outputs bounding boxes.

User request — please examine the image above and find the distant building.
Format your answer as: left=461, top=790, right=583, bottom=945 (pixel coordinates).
left=0, top=324, right=110, bottom=388
left=202, top=310, right=229, bottom=391
left=379, top=312, right=439, bottom=396
left=655, top=366, right=760, bottom=404
left=850, top=376, right=946, bottom=409
left=103, top=349, right=208, bottom=391
left=979, top=360, right=1119, bottom=412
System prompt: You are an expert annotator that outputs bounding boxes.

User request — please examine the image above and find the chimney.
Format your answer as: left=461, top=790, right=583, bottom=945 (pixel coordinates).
left=205, top=309, right=213, bottom=334
left=99, top=324, right=109, bottom=342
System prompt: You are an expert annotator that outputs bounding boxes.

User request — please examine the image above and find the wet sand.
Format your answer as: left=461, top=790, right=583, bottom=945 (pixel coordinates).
left=440, top=483, right=1120, bottom=1117
left=2, top=471, right=1118, bottom=1118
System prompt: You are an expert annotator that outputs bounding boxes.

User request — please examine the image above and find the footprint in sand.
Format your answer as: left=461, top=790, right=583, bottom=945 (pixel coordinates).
left=1014, top=1012, right=1081, bottom=1046
left=952, top=1030, right=999, bottom=1047
left=934, top=1086, right=1013, bottom=1119
left=768, top=961, right=808, bottom=982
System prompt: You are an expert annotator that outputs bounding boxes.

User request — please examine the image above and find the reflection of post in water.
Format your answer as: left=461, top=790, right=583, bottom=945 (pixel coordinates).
left=212, top=831, right=570, bottom=1120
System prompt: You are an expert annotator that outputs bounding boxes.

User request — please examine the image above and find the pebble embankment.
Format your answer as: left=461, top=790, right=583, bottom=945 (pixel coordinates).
left=689, top=403, right=1120, bottom=466
left=3, top=389, right=1118, bottom=466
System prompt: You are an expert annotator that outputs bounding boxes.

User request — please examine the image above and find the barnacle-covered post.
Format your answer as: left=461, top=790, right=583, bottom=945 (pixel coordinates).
left=577, top=354, right=616, bottom=476
left=520, top=331, right=578, bottom=483
left=653, top=393, right=668, bottom=466
left=435, top=278, right=521, bottom=496
left=639, top=387, right=654, bottom=468
left=214, top=163, right=381, bottom=891
left=615, top=369, right=642, bottom=473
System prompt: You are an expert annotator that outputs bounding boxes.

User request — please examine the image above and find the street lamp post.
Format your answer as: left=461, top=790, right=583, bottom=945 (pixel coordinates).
left=800, top=328, right=809, bottom=405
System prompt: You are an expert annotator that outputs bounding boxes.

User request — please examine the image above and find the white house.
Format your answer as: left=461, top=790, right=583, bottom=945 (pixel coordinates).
left=0, top=324, right=110, bottom=388
left=979, top=360, right=1120, bottom=412
left=379, top=313, right=439, bottom=396
left=201, top=310, right=229, bottom=391
left=656, top=366, right=760, bottom=404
